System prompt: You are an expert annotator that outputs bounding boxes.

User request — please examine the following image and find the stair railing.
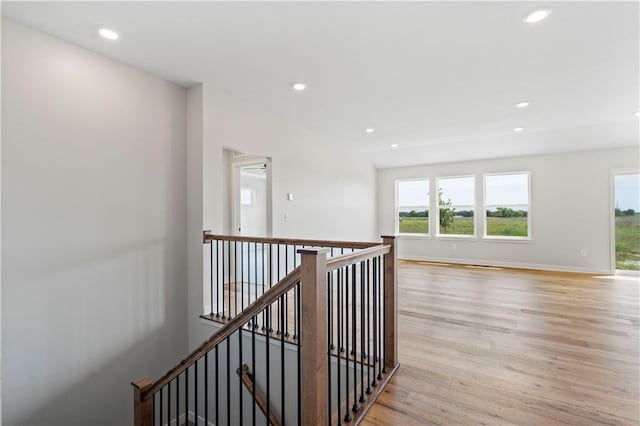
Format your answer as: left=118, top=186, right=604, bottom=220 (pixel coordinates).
left=201, top=232, right=381, bottom=341
left=132, top=234, right=398, bottom=425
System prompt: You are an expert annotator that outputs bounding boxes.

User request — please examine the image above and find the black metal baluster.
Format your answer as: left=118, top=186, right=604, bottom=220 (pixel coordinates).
left=185, top=366, right=189, bottom=425
left=215, top=346, right=219, bottom=426
left=217, top=240, right=221, bottom=318
left=227, top=241, right=238, bottom=319
left=159, top=388, right=163, bottom=426
left=293, top=245, right=297, bottom=340
left=245, top=242, right=249, bottom=313
left=168, top=381, right=172, bottom=425
left=277, top=244, right=281, bottom=335
left=266, top=300, right=271, bottom=425
left=239, top=329, right=243, bottom=425
left=352, top=264, right=359, bottom=414
left=378, top=256, right=383, bottom=381
left=280, top=293, right=286, bottom=426
left=344, top=265, right=352, bottom=423
left=210, top=241, right=214, bottom=316
left=297, top=283, right=302, bottom=426
left=284, top=246, right=289, bottom=337
left=369, top=257, right=378, bottom=387
left=262, top=242, right=267, bottom=331
left=252, top=313, right=257, bottom=426
left=382, top=255, right=387, bottom=375
left=228, top=241, right=235, bottom=319
left=226, top=337, right=231, bottom=426
left=366, top=258, right=372, bottom=396
left=330, top=268, right=335, bottom=351
left=240, top=241, right=244, bottom=315
left=337, top=268, right=342, bottom=424
left=268, top=243, right=273, bottom=333
left=176, top=373, right=180, bottom=422
left=233, top=241, right=237, bottom=319
left=360, top=260, right=366, bottom=404
left=195, top=359, right=198, bottom=425
left=327, top=270, right=333, bottom=422
left=205, top=352, right=209, bottom=426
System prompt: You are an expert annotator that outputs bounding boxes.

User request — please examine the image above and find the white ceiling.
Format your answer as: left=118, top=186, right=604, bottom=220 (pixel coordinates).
left=3, top=1, right=639, bottom=168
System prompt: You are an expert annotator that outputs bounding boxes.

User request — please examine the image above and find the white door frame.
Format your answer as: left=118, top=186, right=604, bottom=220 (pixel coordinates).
left=230, top=156, right=273, bottom=237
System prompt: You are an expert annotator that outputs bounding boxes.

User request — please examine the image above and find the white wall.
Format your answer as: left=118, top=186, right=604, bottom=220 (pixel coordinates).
left=188, top=84, right=378, bottom=347
left=378, top=146, right=640, bottom=274
left=1, top=19, right=188, bottom=425
left=202, top=87, right=378, bottom=242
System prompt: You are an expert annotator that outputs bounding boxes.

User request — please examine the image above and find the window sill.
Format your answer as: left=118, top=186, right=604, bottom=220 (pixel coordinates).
left=435, top=235, right=478, bottom=241
left=481, top=236, right=534, bottom=243
left=397, top=233, right=431, bottom=240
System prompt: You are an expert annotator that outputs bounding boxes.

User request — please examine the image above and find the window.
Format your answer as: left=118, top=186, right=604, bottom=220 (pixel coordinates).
left=396, top=179, right=429, bottom=235
left=240, top=187, right=254, bottom=206
left=437, top=176, right=475, bottom=236
left=484, top=172, right=530, bottom=238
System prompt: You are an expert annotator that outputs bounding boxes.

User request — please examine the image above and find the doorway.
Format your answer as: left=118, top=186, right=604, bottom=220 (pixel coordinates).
left=613, top=171, right=640, bottom=272
left=230, top=157, right=272, bottom=300
left=237, top=163, right=268, bottom=236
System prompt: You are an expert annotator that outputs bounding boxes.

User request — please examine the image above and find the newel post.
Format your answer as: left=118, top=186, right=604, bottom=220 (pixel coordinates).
left=132, top=377, right=153, bottom=426
left=298, top=248, right=329, bottom=425
left=382, top=235, right=398, bottom=371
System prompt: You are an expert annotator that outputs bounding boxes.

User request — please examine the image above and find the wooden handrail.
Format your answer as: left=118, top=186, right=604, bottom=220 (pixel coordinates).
left=326, top=244, right=390, bottom=271
left=142, top=266, right=302, bottom=399
left=203, top=231, right=378, bottom=249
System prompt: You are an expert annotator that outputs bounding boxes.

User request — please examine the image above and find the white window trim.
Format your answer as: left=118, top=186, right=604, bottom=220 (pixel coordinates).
left=435, top=175, right=477, bottom=238
left=395, top=178, right=431, bottom=237
left=482, top=171, right=532, bottom=241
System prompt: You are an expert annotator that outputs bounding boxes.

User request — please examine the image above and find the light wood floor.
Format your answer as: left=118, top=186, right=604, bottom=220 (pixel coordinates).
left=362, top=260, right=640, bottom=426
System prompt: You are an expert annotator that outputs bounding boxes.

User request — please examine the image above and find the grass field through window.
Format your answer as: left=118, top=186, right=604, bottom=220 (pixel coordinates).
left=616, top=214, right=640, bottom=271
left=399, top=216, right=528, bottom=236
left=398, top=217, right=428, bottom=233
left=486, top=217, right=528, bottom=237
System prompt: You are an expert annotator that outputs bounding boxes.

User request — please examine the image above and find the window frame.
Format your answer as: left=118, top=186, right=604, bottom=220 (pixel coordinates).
left=395, top=178, right=431, bottom=238
left=435, top=175, right=477, bottom=238
left=482, top=171, right=532, bottom=241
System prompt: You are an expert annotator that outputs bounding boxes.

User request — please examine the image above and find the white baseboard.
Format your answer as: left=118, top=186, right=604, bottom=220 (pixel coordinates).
left=398, top=254, right=613, bottom=275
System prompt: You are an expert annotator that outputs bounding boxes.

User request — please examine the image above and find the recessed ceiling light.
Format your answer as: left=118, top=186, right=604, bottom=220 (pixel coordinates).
left=292, top=82, right=307, bottom=91
left=98, top=28, right=119, bottom=40
left=390, top=144, right=398, bottom=148
left=634, top=111, right=640, bottom=117
left=515, top=101, right=530, bottom=108
left=513, top=127, right=524, bottom=132
left=365, top=128, right=375, bottom=133
left=522, top=7, right=552, bottom=24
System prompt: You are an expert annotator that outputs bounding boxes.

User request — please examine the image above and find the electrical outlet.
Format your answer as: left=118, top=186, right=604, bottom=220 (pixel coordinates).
left=580, top=249, right=587, bottom=257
